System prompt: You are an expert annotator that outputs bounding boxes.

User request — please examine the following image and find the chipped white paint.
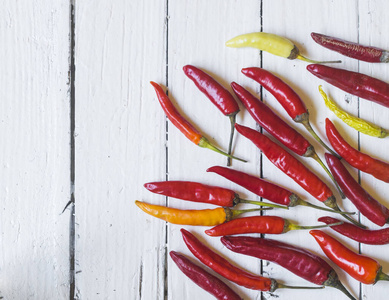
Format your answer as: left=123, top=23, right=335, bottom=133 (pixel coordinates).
left=1, top=0, right=389, bottom=299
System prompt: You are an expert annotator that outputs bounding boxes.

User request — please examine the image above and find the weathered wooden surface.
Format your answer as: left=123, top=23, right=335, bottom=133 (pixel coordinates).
left=2, top=1, right=389, bottom=299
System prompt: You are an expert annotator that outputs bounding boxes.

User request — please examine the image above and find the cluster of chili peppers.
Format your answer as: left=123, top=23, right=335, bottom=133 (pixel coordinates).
left=135, top=30, right=389, bottom=299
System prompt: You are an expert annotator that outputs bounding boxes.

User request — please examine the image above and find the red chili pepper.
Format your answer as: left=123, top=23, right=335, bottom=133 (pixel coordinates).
left=235, top=123, right=362, bottom=227
left=207, top=165, right=352, bottom=214
left=150, top=81, right=246, bottom=162
left=319, top=216, right=389, bottom=245
left=204, top=215, right=340, bottom=236
left=241, top=67, right=338, bottom=157
left=311, top=32, right=389, bottom=63
left=181, top=229, right=321, bottom=292
left=183, top=65, right=240, bottom=166
left=307, top=64, right=389, bottom=108
left=144, top=181, right=287, bottom=209
left=310, top=230, right=389, bottom=285
left=169, top=251, right=242, bottom=300
left=325, top=118, right=389, bottom=183
left=221, top=236, right=356, bottom=300
left=231, top=82, right=343, bottom=196
left=325, top=153, right=389, bottom=226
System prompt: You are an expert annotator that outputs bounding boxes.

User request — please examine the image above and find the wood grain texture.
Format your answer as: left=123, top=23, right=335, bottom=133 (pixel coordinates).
left=0, top=1, right=71, bottom=299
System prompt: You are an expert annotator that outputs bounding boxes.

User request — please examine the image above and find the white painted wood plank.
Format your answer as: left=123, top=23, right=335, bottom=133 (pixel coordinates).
left=74, top=0, right=167, bottom=299
left=0, top=1, right=71, bottom=299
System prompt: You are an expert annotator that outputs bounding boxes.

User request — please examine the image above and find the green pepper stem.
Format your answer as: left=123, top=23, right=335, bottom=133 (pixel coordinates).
left=295, top=198, right=355, bottom=215
left=296, top=54, right=341, bottom=64
left=238, top=198, right=289, bottom=210
left=198, top=137, right=247, bottom=163
left=227, top=114, right=237, bottom=166
left=288, top=221, right=343, bottom=231
left=230, top=207, right=272, bottom=219
left=326, top=200, right=367, bottom=229
left=377, top=270, right=389, bottom=282
left=332, top=282, right=357, bottom=300
left=277, top=283, right=324, bottom=290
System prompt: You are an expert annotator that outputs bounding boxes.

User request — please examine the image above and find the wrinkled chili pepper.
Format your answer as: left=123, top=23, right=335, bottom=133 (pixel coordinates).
left=204, top=215, right=342, bottom=236
left=225, top=32, right=340, bottom=63
left=231, top=82, right=343, bottom=196
left=310, top=230, right=389, bottom=284
left=221, top=236, right=356, bottom=300
left=181, top=229, right=322, bottom=292
left=144, top=181, right=287, bottom=209
left=170, top=251, right=242, bottom=300
left=311, top=32, right=389, bottom=63
left=319, top=216, right=389, bottom=245
left=319, top=86, right=388, bottom=138
left=235, top=123, right=362, bottom=227
left=150, top=81, right=246, bottom=162
left=207, top=165, right=353, bottom=215
left=325, top=153, right=389, bottom=226
left=135, top=200, right=271, bottom=226
left=307, top=64, right=389, bottom=108
left=183, top=65, right=240, bottom=166
left=242, top=67, right=339, bottom=157
left=325, top=118, right=389, bottom=183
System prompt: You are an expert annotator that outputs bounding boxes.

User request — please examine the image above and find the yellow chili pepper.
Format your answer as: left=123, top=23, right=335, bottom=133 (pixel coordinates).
left=226, top=32, right=341, bottom=64
left=319, top=86, right=388, bottom=138
left=135, top=200, right=270, bottom=226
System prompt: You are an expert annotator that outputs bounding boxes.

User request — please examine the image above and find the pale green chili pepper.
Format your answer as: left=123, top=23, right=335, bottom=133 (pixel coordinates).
left=319, top=86, right=388, bottom=138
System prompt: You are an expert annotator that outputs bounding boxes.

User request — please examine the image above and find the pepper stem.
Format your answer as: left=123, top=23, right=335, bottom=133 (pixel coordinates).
left=325, top=199, right=367, bottom=229
left=295, top=198, right=355, bottom=215
left=277, top=283, right=324, bottom=290
left=376, top=269, right=389, bottom=282
left=296, top=54, right=341, bottom=64
left=227, top=114, right=237, bottom=166
left=198, top=137, right=247, bottom=163
left=300, top=118, right=341, bottom=159
left=238, top=198, right=289, bottom=210
left=307, top=148, right=346, bottom=199
left=288, top=221, right=344, bottom=232
left=230, top=207, right=273, bottom=219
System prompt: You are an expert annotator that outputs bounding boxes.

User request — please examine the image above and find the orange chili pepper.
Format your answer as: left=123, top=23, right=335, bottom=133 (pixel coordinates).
left=310, top=230, right=389, bottom=284
left=150, top=82, right=246, bottom=163
left=135, top=200, right=270, bottom=226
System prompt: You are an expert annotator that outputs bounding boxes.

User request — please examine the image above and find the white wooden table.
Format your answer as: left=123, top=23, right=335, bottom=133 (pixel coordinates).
left=2, top=1, right=389, bottom=299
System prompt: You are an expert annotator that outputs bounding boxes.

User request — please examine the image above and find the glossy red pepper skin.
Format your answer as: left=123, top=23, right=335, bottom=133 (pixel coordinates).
left=170, top=251, right=242, bottom=300
left=325, top=153, right=389, bottom=226
left=319, top=216, right=389, bottom=245
left=207, top=166, right=294, bottom=206
left=235, top=123, right=333, bottom=203
left=221, top=236, right=332, bottom=286
left=183, top=65, right=240, bottom=116
left=231, top=82, right=310, bottom=156
left=144, top=181, right=238, bottom=207
left=181, top=228, right=274, bottom=291
left=311, top=32, right=389, bottom=63
left=205, top=216, right=286, bottom=236
left=241, top=67, right=307, bottom=121
left=325, top=118, right=389, bottom=183
left=307, top=64, right=389, bottom=108
left=151, top=81, right=202, bottom=144
left=310, top=230, right=382, bottom=285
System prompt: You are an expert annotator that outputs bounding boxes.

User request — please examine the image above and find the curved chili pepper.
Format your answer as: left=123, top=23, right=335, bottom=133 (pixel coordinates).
left=225, top=32, right=340, bottom=63
left=231, top=82, right=343, bottom=195
left=144, top=181, right=287, bottom=209
left=241, top=67, right=339, bottom=157
left=319, top=86, right=388, bottom=138
left=307, top=64, right=389, bottom=108
left=204, top=215, right=341, bottom=236
left=221, top=236, right=356, bottom=300
left=150, top=81, right=246, bottom=162
left=325, top=118, right=389, bottom=183
left=183, top=65, right=240, bottom=166
left=319, top=216, right=389, bottom=245
left=170, top=251, right=242, bottom=300
left=181, top=229, right=322, bottom=292
left=310, top=230, right=389, bottom=284
left=135, top=200, right=271, bottom=226
left=207, top=165, right=353, bottom=215
left=311, top=32, right=389, bottom=63
left=325, top=153, right=389, bottom=226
